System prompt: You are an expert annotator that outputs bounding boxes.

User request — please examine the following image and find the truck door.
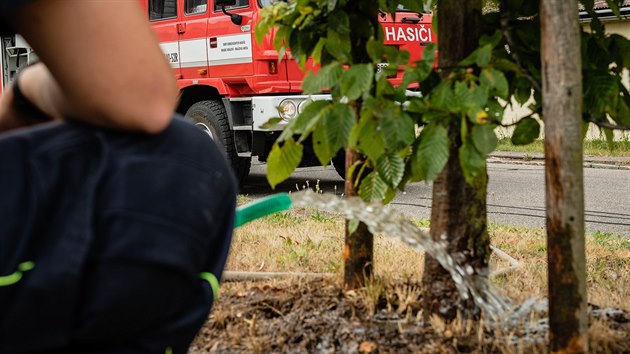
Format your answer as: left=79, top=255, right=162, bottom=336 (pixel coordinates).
left=207, top=0, right=254, bottom=78
left=148, top=0, right=182, bottom=79
left=178, top=0, right=210, bottom=80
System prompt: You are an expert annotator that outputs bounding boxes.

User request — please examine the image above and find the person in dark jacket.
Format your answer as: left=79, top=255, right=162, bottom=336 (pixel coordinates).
left=0, top=1, right=237, bottom=353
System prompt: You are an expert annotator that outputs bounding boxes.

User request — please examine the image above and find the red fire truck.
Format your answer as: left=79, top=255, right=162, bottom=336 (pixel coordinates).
left=140, top=0, right=434, bottom=184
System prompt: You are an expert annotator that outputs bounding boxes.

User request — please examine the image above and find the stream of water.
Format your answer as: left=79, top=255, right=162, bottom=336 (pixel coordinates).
left=290, top=189, right=546, bottom=328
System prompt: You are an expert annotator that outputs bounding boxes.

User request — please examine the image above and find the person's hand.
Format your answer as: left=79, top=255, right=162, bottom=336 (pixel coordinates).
left=0, top=67, right=54, bottom=133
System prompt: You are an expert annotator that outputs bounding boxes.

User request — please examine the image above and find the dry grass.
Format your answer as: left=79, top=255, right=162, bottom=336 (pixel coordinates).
left=227, top=208, right=425, bottom=280
left=216, top=204, right=630, bottom=352
left=228, top=207, right=630, bottom=311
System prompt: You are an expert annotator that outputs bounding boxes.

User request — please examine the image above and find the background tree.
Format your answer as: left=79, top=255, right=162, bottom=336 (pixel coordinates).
left=541, top=0, right=587, bottom=351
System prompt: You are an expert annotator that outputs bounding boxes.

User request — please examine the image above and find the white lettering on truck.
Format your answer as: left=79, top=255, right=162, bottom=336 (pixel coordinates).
left=383, top=25, right=433, bottom=43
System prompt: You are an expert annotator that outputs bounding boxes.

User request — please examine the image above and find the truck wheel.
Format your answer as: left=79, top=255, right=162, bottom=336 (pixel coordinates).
left=185, top=100, right=251, bottom=185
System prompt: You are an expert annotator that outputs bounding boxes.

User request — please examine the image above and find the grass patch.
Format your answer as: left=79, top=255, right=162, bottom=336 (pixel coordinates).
left=496, top=138, right=630, bottom=157
left=228, top=207, right=630, bottom=310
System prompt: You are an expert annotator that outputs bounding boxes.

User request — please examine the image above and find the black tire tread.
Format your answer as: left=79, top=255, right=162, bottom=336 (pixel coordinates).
left=185, top=100, right=251, bottom=185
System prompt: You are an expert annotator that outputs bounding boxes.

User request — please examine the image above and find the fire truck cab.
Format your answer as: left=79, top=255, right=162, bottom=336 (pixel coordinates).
left=141, top=0, right=434, bottom=185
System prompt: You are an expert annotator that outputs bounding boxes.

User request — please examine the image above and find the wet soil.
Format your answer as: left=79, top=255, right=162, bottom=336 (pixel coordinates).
left=189, top=277, right=630, bottom=354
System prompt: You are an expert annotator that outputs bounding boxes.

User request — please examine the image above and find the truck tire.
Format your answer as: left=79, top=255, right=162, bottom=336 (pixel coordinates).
left=185, top=100, right=251, bottom=185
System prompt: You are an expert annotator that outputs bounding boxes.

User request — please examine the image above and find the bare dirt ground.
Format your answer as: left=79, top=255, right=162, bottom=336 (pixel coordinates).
left=189, top=277, right=630, bottom=354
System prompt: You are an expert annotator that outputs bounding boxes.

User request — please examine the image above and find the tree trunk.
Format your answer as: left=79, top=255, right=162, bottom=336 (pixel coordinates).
left=540, top=1, right=588, bottom=352
left=422, top=0, right=490, bottom=320
left=343, top=147, right=373, bottom=289
left=342, top=1, right=380, bottom=290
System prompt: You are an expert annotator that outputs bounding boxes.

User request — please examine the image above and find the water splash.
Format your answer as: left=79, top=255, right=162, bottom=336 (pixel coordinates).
left=291, top=190, right=518, bottom=319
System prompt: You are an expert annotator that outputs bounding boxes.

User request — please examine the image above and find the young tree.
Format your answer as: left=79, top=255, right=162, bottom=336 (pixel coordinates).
left=420, top=0, right=489, bottom=319
left=256, top=0, right=422, bottom=288
left=541, top=0, right=587, bottom=350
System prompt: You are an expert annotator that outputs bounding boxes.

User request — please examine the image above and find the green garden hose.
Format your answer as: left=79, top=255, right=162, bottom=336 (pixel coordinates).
left=234, top=193, right=292, bottom=228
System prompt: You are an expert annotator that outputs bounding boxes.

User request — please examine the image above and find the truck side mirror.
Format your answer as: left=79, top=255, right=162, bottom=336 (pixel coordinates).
left=215, top=0, right=243, bottom=26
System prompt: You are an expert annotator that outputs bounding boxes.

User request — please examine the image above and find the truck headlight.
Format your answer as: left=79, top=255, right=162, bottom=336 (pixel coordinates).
left=278, top=99, right=297, bottom=120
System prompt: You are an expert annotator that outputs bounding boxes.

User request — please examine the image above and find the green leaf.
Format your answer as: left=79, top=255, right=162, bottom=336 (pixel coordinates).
left=480, top=68, right=508, bottom=99
left=430, top=82, right=454, bottom=110
left=395, top=0, right=424, bottom=12
left=471, top=124, right=498, bottom=155
left=584, top=70, right=620, bottom=117
left=328, top=9, right=350, bottom=35
left=454, top=81, right=474, bottom=112
left=311, top=38, right=326, bottom=65
left=376, top=76, right=396, bottom=97
left=514, top=78, right=532, bottom=105
left=266, top=138, right=303, bottom=188
left=611, top=86, right=630, bottom=125
left=367, top=38, right=385, bottom=62
left=376, top=152, right=405, bottom=188
left=422, top=43, right=437, bottom=64
left=603, top=127, right=615, bottom=151
left=475, top=44, right=493, bottom=67
left=358, top=172, right=388, bottom=202
left=460, top=44, right=492, bottom=67
left=312, top=103, right=356, bottom=166
left=410, top=124, right=449, bottom=181
left=383, top=187, right=397, bottom=204
left=405, top=98, right=428, bottom=114
left=349, top=114, right=386, bottom=161
left=459, top=141, right=486, bottom=184
left=325, top=28, right=351, bottom=63
left=479, top=30, right=502, bottom=48
left=403, top=61, right=433, bottom=88
left=511, top=117, right=541, bottom=145
left=469, top=82, right=489, bottom=108
left=259, top=117, right=283, bottom=130
left=347, top=219, right=359, bottom=234
left=378, top=111, right=415, bottom=150
left=340, top=64, right=374, bottom=100
left=302, top=62, right=344, bottom=94
left=605, top=0, right=621, bottom=16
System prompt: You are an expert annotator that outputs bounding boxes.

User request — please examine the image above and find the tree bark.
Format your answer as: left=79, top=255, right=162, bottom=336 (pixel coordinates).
left=422, top=0, right=490, bottom=320
left=540, top=1, right=588, bottom=353
left=343, top=147, right=373, bottom=288
left=342, top=1, right=380, bottom=290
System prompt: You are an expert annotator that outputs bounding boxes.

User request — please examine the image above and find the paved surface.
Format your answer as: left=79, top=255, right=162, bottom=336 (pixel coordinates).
left=242, top=153, right=630, bottom=236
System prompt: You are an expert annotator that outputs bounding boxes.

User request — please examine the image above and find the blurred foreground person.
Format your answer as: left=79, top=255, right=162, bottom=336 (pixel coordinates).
left=0, top=1, right=236, bottom=353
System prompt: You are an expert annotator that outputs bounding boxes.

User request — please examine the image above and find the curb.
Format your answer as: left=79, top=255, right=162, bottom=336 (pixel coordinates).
left=489, top=153, right=630, bottom=170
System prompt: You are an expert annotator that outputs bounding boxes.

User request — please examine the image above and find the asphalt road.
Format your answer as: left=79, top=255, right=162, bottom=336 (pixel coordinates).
left=240, top=159, right=630, bottom=237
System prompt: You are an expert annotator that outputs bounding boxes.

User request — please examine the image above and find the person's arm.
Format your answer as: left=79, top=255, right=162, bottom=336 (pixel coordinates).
left=1, top=0, right=178, bottom=134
